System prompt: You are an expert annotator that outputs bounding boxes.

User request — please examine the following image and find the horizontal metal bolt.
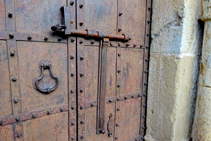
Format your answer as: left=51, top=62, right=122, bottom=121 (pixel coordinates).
left=47, top=110, right=51, bottom=115
left=110, top=42, right=113, bottom=46
left=143, top=104, right=147, bottom=107
left=80, top=106, right=83, bottom=109
left=80, top=73, right=84, bottom=77
left=71, top=73, right=74, bottom=76
left=117, top=108, right=120, bottom=111
left=100, top=130, right=105, bottom=134
left=80, top=57, right=84, bottom=60
left=118, top=28, right=122, bottom=32
left=17, top=133, right=22, bottom=138
left=147, top=20, right=151, bottom=24
left=71, top=105, right=75, bottom=110
left=144, top=82, right=148, bottom=85
left=80, top=89, right=83, bottom=93
left=8, top=13, right=13, bottom=18
left=80, top=120, right=84, bottom=124
left=148, top=7, right=152, bottom=11
left=71, top=90, right=74, bottom=93
left=32, top=113, right=36, bottom=118
left=12, top=77, right=17, bottom=82
left=44, top=37, right=48, bottom=41
left=146, top=46, right=149, bottom=49
left=124, top=96, right=127, bottom=100
left=118, top=53, right=121, bottom=57
left=147, top=33, right=150, bottom=36
left=71, top=136, right=75, bottom=140
left=145, top=70, right=148, bottom=73
left=115, top=136, right=118, bottom=139
left=119, top=12, right=123, bottom=16
left=90, top=103, right=94, bottom=107
left=143, top=115, right=146, bottom=118
left=109, top=99, right=112, bottom=103
left=138, top=94, right=141, bottom=97
left=27, top=35, right=32, bottom=40
left=117, top=70, right=121, bottom=73
left=9, top=33, right=14, bottom=39
left=70, top=55, right=74, bottom=59
left=71, top=122, right=75, bottom=125
left=79, top=4, right=83, bottom=8
left=142, top=126, right=146, bottom=129
left=140, top=45, right=143, bottom=48
left=145, top=58, right=149, bottom=62
left=133, top=45, right=137, bottom=47
left=143, top=93, right=147, bottom=97
left=70, top=1, right=74, bottom=5
left=116, top=123, right=119, bottom=126
left=10, top=51, right=15, bottom=57
left=15, top=117, right=20, bottom=121
left=117, top=98, right=120, bottom=101
left=60, top=107, right=64, bottom=112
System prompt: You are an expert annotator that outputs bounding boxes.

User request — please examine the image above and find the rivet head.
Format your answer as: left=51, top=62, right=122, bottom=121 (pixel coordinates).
left=71, top=90, right=74, bottom=93
left=79, top=4, right=83, bottom=8
left=99, top=130, right=105, bottom=134
left=119, top=12, right=123, bottom=16
left=140, top=45, right=143, bottom=48
left=12, top=77, right=17, bottom=82
left=79, top=22, right=83, bottom=26
left=148, top=7, right=152, bottom=11
left=80, top=73, right=84, bottom=77
left=9, top=33, right=14, bottom=39
left=71, top=136, right=75, bottom=140
left=71, top=73, right=74, bottom=77
left=60, top=107, right=64, bottom=112
left=0, top=119, right=2, bottom=125
left=80, top=106, right=83, bottom=110
left=32, top=113, right=36, bottom=118
left=79, top=40, right=83, bottom=44
left=116, top=123, right=119, bottom=126
left=143, top=115, right=146, bottom=118
left=144, top=82, right=148, bottom=85
left=117, top=108, right=120, bottom=111
left=10, top=51, right=15, bottom=56
left=80, top=89, right=83, bottom=93
left=145, top=70, right=148, bottom=73
left=109, top=99, right=112, bottom=103
left=118, top=53, right=121, bottom=57
left=146, top=46, right=149, bottom=49
left=143, top=104, right=147, bottom=107
left=118, top=43, right=121, bottom=46
left=138, top=94, right=141, bottom=97
left=117, top=70, right=121, bottom=73
left=8, top=13, right=13, bottom=18
left=71, top=38, right=75, bottom=42
left=115, top=136, right=118, bottom=139
left=47, top=110, right=51, bottom=115
left=70, top=55, right=74, bottom=59
left=44, top=37, right=48, bottom=41
left=80, top=120, right=84, bottom=124
left=131, top=95, right=134, bottom=98
left=145, top=58, right=149, bottom=62
left=80, top=57, right=84, bottom=60
left=142, top=126, right=146, bottom=129
left=124, top=96, right=127, bottom=100
left=143, top=93, right=147, bottom=97
left=80, top=135, right=84, bottom=139
left=110, top=42, right=113, bottom=46
left=70, top=1, right=74, bottom=5
left=90, top=103, right=94, bottom=107
left=117, top=85, right=120, bottom=88
left=133, top=45, right=137, bottom=47
left=126, top=44, right=129, bottom=47
left=17, top=133, right=22, bottom=138
left=90, top=41, right=94, bottom=44
left=15, top=117, right=20, bottom=121
left=117, top=98, right=120, bottom=101
left=27, top=35, right=32, bottom=40
left=71, top=122, right=75, bottom=125
left=118, top=28, right=122, bottom=32
left=71, top=105, right=75, bottom=110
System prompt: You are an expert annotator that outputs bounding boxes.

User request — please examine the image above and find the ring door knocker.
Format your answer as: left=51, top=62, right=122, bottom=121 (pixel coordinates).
left=35, top=61, right=59, bottom=94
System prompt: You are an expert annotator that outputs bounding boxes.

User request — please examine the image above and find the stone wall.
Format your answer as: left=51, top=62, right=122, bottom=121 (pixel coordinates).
left=145, top=0, right=202, bottom=140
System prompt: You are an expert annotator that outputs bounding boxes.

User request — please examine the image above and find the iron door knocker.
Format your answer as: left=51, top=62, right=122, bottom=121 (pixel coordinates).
left=35, top=61, right=59, bottom=94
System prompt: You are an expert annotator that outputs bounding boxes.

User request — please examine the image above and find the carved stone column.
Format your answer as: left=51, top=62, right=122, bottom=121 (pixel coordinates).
left=192, top=1, right=211, bottom=140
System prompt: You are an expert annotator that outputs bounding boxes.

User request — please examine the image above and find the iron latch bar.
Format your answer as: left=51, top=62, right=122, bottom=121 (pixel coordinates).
left=51, top=6, right=131, bottom=41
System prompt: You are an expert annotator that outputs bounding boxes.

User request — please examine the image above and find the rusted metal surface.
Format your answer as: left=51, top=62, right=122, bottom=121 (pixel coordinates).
left=0, top=0, right=151, bottom=140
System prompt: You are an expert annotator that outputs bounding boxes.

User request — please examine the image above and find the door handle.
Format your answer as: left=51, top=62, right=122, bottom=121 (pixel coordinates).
left=35, top=61, right=59, bottom=94
left=107, top=113, right=113, bottom=137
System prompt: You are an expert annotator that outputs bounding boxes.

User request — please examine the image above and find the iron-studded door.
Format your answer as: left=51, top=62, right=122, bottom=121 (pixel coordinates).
left=0, top=0, right=151, bottom=141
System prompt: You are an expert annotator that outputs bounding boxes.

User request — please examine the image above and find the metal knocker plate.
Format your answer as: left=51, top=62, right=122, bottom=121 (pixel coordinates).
left=35, top=61, right=59, bottom=94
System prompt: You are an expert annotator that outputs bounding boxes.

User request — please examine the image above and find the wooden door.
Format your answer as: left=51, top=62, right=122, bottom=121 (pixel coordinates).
left=0, top=0, right=151, bottom=140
